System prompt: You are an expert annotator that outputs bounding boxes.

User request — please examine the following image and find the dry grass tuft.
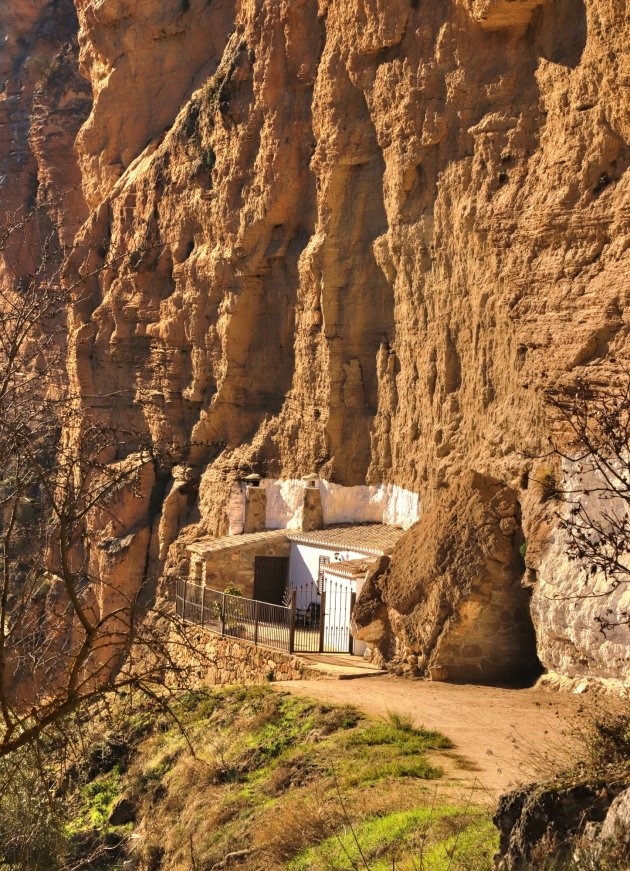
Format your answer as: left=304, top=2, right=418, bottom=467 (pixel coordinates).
left=254, top=794, right=336, bottom=863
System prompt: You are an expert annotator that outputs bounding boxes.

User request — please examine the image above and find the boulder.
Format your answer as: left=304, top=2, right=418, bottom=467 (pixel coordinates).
left=353, top=471, right=539, bottom=682
left=494, top=780, right=628, bottom=870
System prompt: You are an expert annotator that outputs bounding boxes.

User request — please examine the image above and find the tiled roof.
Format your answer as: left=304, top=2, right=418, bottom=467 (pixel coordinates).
left=286, top=523, right=403, bottom=556
left=187, top=529, right=288, bottom=556
left=323, top=557, right=378, bottom=579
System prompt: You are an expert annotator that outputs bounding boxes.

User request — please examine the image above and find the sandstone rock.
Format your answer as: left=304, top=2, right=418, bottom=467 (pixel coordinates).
left=464, top=0, right=546, bottom=32
left=354, top=472, right=539, bottom=682
left=528, top=457, right=630, bottom=689
left=597, top=787, right=630, bottom=861
left=495, top=780, right=628, bottom=870
left=0, top=0, right=89, bottom=289
left=3, top=0, right=628, bottom=688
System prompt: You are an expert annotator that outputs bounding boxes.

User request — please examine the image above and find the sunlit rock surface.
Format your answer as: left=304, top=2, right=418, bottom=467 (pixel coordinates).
left=2, top=0, right=628, bottom=684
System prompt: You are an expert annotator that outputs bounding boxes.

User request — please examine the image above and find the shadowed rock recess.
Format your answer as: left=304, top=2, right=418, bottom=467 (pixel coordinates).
left=1, top=0, right=628, bottom=685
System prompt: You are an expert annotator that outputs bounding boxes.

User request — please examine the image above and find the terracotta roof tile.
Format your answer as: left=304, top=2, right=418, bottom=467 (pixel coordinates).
left=286, top=523, right=403, bottom=555
left=186, top=528, right=288, bottom=556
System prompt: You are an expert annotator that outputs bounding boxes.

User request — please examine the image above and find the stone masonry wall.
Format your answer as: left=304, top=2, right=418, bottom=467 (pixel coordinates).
left=201, top=539, right=290, bottom=598
left=170, top=625, right=327, bottom=688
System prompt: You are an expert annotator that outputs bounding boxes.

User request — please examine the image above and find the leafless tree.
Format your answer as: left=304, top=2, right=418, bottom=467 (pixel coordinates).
left=543, top=374, right=630, bottom=632
left=0, top=200, right=200, bottom=765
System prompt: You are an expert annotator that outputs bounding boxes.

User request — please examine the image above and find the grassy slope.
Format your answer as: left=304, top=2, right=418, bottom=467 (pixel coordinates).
left=69, top=686, right=498, bottom=870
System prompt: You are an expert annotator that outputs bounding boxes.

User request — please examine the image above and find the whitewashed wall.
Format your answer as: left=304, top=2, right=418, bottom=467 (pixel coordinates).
left=262, top=479, right=304, bottom=529
left=384, top=485, right=421, bottom=529
left=289, top=542, right=365, bottom=608
left=262, top=479, right=421, bottom=531
left=322, top=567, right=369, bottom=656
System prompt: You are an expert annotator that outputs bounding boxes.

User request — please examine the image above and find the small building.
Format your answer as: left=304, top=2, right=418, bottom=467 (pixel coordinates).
left=184, top=480, right=406, bottom=654
left=187, top=529, right=290, bottom=601
left=285, top=524, right=404, bottom=655
left=320, top=558, right=377, bottom=656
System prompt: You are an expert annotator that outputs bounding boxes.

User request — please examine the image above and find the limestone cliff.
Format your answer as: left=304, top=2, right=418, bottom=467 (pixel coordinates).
left=3, top=0, right=629, bottom=685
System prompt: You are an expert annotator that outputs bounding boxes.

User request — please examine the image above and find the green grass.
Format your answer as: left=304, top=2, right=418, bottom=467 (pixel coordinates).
left=342, top=755, right=443, bottom=786
left=347, top=721, right=454, bottom=754
left=62, top=686, right=495, bottom=871
left=289, top=805, right=497, bottom=871
left=66, top=766, right=124, bottom=836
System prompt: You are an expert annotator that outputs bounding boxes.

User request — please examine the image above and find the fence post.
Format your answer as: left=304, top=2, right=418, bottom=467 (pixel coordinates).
left=254, top=599, right=260, bottom=646
left=318, top=590, right=327, bottom=653
left=288, top=589, right=296, bottom=653
left=201, top=585, right=206, bottom=628
left=221, top=592, right=226, bottom=637
left=349, top=591, right=357, bottom=655
left=183, top=579, right=188, bottom=623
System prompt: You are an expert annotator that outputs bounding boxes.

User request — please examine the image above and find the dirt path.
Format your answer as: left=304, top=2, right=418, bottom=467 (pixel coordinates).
left=276, top=676, right=594, bottom=799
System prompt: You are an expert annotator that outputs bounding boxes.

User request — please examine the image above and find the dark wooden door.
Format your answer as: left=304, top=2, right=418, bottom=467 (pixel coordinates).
left=253, top=556, right=289, bottom=604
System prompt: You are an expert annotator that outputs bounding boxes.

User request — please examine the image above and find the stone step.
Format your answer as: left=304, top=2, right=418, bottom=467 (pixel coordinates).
left=293, top=653, right=388, bottom=680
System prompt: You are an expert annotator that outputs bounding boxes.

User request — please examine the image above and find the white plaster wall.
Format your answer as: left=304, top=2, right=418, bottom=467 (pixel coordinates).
left=384, top=485, right=421, bottom=529
left=262, top=479, right=305, bottom=529
left=532, top=457, right=630, bottom=686
left=321, top=568, right=369, bottom=656
left=262, top=478, right=421, bottom=530
left=289, top=542, right=365, bottom=608
left=322, top=572, right=353, bottom=644
left=319, top=482, right=388, bottom=524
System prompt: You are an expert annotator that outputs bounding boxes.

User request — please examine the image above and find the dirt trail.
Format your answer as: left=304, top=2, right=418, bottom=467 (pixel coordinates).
left=276, top=676, right=594, bottom=800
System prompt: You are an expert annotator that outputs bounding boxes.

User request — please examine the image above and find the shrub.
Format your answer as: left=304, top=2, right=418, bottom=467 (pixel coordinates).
left=0, top=756, right=68, bottom=871
left=224, top=584, right=243, bottom=597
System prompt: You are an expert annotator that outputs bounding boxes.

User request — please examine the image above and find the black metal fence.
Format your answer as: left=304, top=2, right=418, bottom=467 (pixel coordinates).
left=175, top=578, right=356, bottom=655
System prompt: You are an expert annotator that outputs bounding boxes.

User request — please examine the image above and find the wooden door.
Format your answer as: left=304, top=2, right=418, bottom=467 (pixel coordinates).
left=253, top=556, right=289, bottom=604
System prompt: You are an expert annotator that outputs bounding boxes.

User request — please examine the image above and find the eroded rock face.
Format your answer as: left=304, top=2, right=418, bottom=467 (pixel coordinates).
left=4, top=0, right=629, bottom=684
left=0, top=0, right=90, bottom=254
left=464, top=0, right=547, bottom=32
left=494, top=780, right=629, bottom=870
left=352, top=471, right=539, bottom=681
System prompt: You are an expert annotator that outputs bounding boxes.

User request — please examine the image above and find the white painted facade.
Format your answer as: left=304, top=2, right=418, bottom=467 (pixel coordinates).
left=288, top=541, right=365, bottom=608
left=287, top=540, right=376, bottom=656
left=228, top=478, right=420, bottom=534
left=321, top=568, right=369, bottom=657
left=262, top=479, right=305, bottom=529
left=262, top=478, right=420, bottom=531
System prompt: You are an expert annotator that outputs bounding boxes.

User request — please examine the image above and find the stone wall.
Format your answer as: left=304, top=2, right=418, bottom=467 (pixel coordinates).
left=200, top=537, right=291, bottom=598
left=169, top=626, right=327, bottom=687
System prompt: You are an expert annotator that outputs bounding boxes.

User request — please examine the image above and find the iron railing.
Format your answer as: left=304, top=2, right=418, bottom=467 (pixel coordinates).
left=175, top=578, right=357, bottom=655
